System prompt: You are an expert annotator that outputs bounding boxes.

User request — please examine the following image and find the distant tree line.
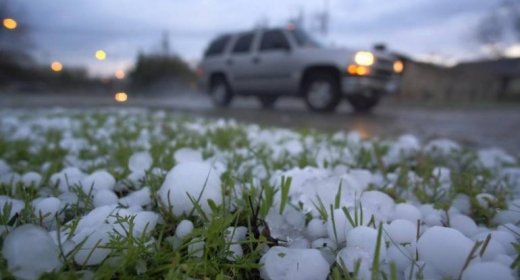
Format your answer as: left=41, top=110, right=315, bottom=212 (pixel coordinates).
left=129, top=52, right=197, bottom=90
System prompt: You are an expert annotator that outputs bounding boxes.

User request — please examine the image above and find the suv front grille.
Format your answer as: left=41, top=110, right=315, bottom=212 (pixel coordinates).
left=374, top=68, right=393, bottom=78
left=373, top=58, right=394, bottom=80
left=376, top=58, right=393, bottom=69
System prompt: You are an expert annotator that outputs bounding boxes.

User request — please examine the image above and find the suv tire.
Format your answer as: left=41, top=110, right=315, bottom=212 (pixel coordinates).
left=210, top=76, right=233, bottom=107
left=257, top=95, right=278, bottom=109
left=346, top=95, right=379, bottom=113
left=303, top=72, right=341, bottom=113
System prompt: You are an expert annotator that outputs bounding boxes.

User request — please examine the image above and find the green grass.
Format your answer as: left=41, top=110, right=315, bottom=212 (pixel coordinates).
left=0, top=109, right=518, bottom=279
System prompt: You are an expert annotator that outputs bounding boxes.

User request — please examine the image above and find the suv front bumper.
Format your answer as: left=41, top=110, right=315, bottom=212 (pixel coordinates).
left=342, top=76, right=400, bottom=95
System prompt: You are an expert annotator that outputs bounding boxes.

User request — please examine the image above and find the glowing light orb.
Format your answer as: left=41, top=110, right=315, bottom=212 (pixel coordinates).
left=114, top=92, right=128, bottom=102
left=95, top=50, right=106, bottom=60
left=115, top=69, right=125, bottom=79
left=50, top=61, right=63, bottom=72
left=3, top=18, right=17, bottom=30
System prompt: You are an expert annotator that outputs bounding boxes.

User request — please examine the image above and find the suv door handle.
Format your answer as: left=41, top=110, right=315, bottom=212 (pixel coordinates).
left=226, top=59, right=233, bottom=65
left=252, top=57, right=260, bottom=64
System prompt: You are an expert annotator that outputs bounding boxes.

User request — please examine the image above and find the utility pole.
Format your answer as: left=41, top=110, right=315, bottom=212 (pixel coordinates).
left=287, top=7, right=305, bottom=28
left=311, top=0, right=330, bottom=36
left=320, top=0, right=330, bottom=35
left=296, top=7, right=305, bottom=28
left=161, top=30, right=170, bottom=56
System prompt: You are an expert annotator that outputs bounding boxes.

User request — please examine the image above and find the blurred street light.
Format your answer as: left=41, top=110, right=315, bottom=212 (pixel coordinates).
left=114, top=92, right=128, bottom=102
left=50, top=61, right=63, bottom=72
left=95, top=50, right=106, bottom=60
left=2, top=18, right=17, bottom=30
left=114, top=69, right=125, bottom=80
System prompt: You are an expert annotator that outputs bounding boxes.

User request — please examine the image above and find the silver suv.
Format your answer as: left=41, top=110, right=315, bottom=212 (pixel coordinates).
left=199, top=27, right=403, bottom=112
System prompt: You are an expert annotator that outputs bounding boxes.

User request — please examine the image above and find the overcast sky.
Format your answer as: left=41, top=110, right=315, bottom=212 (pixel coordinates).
left=12, top=0, right=508, bottom=76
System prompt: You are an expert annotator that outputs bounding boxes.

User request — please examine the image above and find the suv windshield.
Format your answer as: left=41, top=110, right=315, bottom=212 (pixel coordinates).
left=289, top=29, right=323, bottom=48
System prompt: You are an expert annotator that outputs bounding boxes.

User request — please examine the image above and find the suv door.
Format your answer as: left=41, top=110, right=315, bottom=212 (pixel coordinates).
left=202, top=35, right=232, bottom=87
left=227, top=31, right=258, bottom=93
left=253, top=29, right=297, bottom=93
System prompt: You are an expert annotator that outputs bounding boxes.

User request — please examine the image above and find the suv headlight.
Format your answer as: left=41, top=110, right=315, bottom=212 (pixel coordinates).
left=354, top=51, right=374, bottom=66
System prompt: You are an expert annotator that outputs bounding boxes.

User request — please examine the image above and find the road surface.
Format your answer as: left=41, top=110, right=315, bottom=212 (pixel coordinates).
left=1, top=91, right=519, bottom=155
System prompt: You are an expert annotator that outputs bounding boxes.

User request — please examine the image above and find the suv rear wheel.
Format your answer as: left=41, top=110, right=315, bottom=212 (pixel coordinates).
left=257, top=95, right=278, bottom=109
left=346, top=95, right=380, bottom=113
left=210, top=77, right=233, bottom=107
left=303, top=72, right=341, bottom=113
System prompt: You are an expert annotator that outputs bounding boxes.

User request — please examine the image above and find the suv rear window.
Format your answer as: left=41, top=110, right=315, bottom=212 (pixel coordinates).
left=259, top=30, right=290, bottom=51
left=232, top=32, right=254, bottom=54
left=204, top=35, right=231, bottom=57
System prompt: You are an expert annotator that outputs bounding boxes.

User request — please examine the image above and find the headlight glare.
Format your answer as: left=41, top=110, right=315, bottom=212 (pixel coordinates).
left=393, top=60, right=404, bottom=73
left=347, top=64, right=370, bottom=76
left=354, top=51, right=375, bottom=66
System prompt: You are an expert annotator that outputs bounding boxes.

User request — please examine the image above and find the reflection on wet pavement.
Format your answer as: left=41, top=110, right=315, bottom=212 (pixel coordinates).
left=1, top=92, right=519, bottom=155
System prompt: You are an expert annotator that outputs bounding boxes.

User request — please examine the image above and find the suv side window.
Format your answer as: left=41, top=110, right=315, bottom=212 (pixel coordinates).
left=204, top=35, right=231, bottom=57
left=232, top=32, right=254, bottom=54
left=259, top=30, right=290, bottom=51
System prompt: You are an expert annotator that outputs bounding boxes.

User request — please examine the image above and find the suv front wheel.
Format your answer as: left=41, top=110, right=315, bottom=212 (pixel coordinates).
left=210, top=77, right=233, bottom=107
left=303, top=72, right=341, bottom=113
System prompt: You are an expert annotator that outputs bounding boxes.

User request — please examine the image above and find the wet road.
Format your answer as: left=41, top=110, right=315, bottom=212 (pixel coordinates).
left=1, top=92, right=520, bottom=155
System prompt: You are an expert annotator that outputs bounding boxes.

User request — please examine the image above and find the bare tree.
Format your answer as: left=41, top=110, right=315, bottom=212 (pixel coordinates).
left=476, top=0, right=520, bottom=58
left=476, top=12, right=506, bottom=58
left=508, top=1, right=520, bottom=39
